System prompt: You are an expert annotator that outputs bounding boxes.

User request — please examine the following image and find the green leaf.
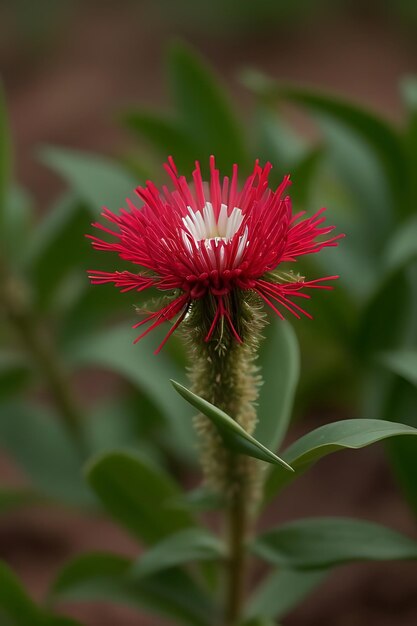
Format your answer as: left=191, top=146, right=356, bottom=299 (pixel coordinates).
left=0, top=561, right=45, bottom=626
left=265, top=419, right=417, bottom=502
left=383, top=379, right=417, bottom=516
left=0, top=402, right=92, bottom=506
left=0, top=351, right=31, bottom=400
left=354, top=271, right=411, bottom=356
left=315, top=117, right=393, bottom=254
left=254, top=107, right=305, bottom=175
left=248, top=78, right=398, bottom=297
left=38, top=146, right=137, bottom=212
left=246, top=568, right=326, bottom=621
left=242, top=73, right=407, bottom=206
left=402, top=76, right=417, bottom=112
left=252, top=517, right=417, bottom=569
left=131, top=528, right=225, bottom=579
left=58, top=278, right=144, bottom=344
left=24, top=194, right=90, bottom=309
left=402, top=76, right=417, bottom=209
left=0, top=83, right=12, bottom=219
left=384, top=214, right=417, bottom=273
left=85, top=451, right=195, bottom=544
left=26, top=193, right=83, bottom=262
left=1, top=186, right=34, bottom=265
left=171, top=381, right=293, bottom=470
left=169, top=42, right=248, bottom=172
left=51, top=552, right=215, bottom=626
left=179, top=487, right=225, bottom=512
left=51, top=552, right=131, bottom=600
left=289, top=146, right=324, bottom=210
left=378, top=351, right=417, bottom=387
left=255, top=319, right=299, bottom=451
left=83, top=396, right=163, bottom=462
left=67, top=325, right=196, bottom=461
left=121, top=110, right=198, bottom=173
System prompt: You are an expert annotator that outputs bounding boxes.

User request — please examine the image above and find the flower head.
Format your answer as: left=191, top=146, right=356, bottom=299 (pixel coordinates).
left=88, top=157, right=342, bottom=353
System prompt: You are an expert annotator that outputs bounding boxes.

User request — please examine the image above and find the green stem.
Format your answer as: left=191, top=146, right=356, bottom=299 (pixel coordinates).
left=0, top=258, right=83, bottom=442
left=225, top=486, right=248, bottom=626
left=182, top=292, right=267, bottom=625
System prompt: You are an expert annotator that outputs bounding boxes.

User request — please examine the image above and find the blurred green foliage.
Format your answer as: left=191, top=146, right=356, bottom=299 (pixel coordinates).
left=1, top=41, right=417, bottom=626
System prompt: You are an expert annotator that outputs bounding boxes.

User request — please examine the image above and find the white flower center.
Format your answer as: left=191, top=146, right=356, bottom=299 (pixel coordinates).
left=182, top=202, right=243, bottom=241
left=181, top=202, right=248, bottom=269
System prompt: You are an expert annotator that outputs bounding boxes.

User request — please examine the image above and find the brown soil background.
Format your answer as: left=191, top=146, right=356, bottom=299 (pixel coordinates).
left=1, top=1, right=417, bottom=624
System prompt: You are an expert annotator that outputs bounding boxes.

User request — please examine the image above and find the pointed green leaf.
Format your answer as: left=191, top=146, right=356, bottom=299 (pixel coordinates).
left=23, top=191, right=127, bottom=315
left=0, top=561, right=45, bottom=626
left=171, top=381, right=293, bottom=470
left=121, top=110, right=199, bottom=173
left=179, top=487, right=225, bottom=512
left=316, top=116, right=392, bottom=249
left=85, top=451, right=195, bottom=544
left=1, top=186, right=34, bottom=265
left=83, top=396, right=163, bottom=462
left=169, top=42, right=247, bottom=172
left=51, top=552, right=131, bottom=600
left=25, top=193, right=84, bottom=263
left=131, top=528, right=225, bottom=580
left=50, top=552, right=215, bottom=626
left=402, top=76, right=417, bottom=209
left=0, top=402, right=92, bottom=506
left=38, top=147, right=137, bottom=212
left=0, top=351, right=31, bottom=400
left=354, top=270, right=411, bottom=357
left=242, top=73, right=407, bottom=204
left=250, top=83, right=400, bottom=290
left=289, top=146, right=324, bottom=210
left=265, top=419, right=417, bottom=502
left=378, top=350, right=417, bottom=387
left=246, top=568, right=326, bottom=621
left=68, top=326, right=196, bottom=461
left=254, top=107, right=305, bottom=174
left=384, top=215, right=417, bottom=273
left=362, top=340, right=417, bottom=520
left=383, top=380, right=417, bottom=517
left=255, top=319, right=299, bottom=451
left=252, top=517, right=417, bottom=569
left=24, top=194, right=90, bottom=308
left=402, top=76, right=417, bottom=111
left=58, top=277, right=146, bottom=344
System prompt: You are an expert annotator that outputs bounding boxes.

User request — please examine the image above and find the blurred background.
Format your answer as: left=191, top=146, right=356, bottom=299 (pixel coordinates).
left=1, top=1, right=417, bottom=624
left=2, top=0, right=417, bottom=204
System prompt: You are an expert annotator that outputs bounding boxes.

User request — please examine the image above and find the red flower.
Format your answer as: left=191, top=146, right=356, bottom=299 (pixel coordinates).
left=88, top=157, right=342, bottom=353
